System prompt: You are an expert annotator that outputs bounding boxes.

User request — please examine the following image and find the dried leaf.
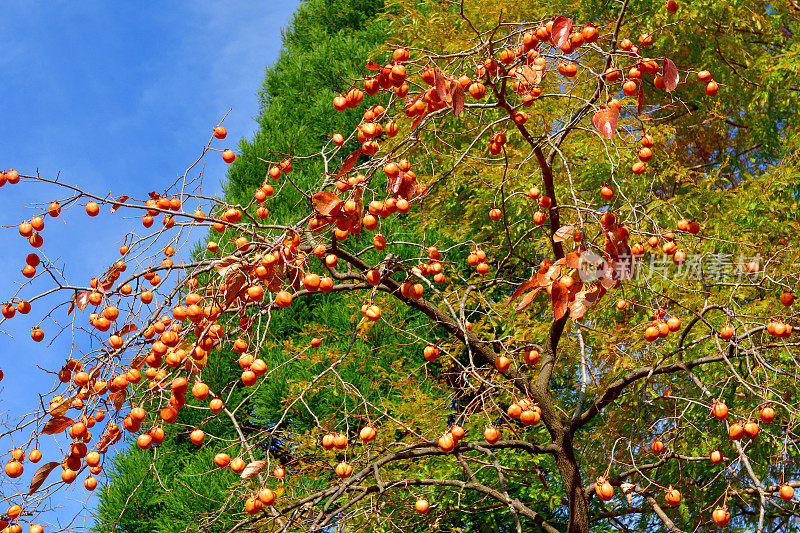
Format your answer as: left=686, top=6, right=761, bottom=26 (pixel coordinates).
left=214, top=256, right=246, bottom=278
left=49, top=400, right=70, bottom=417
left=434, top=70, right=447, bottom=101
left=621, top=482, right=636, bottom=505
left=564, top=252, right=581, bottom=270
left=390, top=173, right=404, bottom=195
left=553, top=225, right=574, bottom=243
left=312, top=191, right=344, bottom=217
left=131, top=351, right=147, bottom=370
left=352, top=187, right=364, bottom=221
left=410, top=111, right=427, bottom=131
left=111, top=389, right=126, bottom=412
left=550, top=16, right=573, bottom=49
left=74, top=291, right=90, bottom=314
left=42, top=416, right=73, bottom=435
left=591, top=107, right=620, bottom=139
left=148, top=192, right=161, bottom=200
left=224, top=272, right=248, bottom=306
left=356, top=315, right=376, bottom=339
left=117, top=323, right=138, bottom=336
left=550, top=284, right=569, bottom=320
left=240, top=460, right=267, bottom=480
left=637, top=81, right=644, bottom=113
left=29, top=462, right=60, bottom=494
left=365, top=61, right=381, bottom=71
left=506, top=277, right=538, bottom=305
left=516, top=287, right=542, bottom=311
left=662, top=59, right=679, bottom=92
left=517, top=65, right=542, bottom=86
left=452, top=84, right=465, bottom=117
left=110, top=195, right=130, bottom=213
left=335, top=149, right=361, bottom=178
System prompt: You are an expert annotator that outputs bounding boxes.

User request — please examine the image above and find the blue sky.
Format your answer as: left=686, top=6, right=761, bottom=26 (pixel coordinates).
left=0, top=1, right=299, bottom=529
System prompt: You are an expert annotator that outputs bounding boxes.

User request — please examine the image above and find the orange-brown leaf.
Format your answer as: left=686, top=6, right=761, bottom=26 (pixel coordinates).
left=42, top=416, right=73, bottom=435
left=240, top=460, right=267, bottom=480
left=335, top=150, right=362, bottom=178
left=312, top=191, right=344, bottom=217
left=110, top=196, right=130, bottom=213
left=517, top=287, right=542, bottom=311
left=117, top=323, right=138, bottom=336
left=553, top=225, right=574, bottom=243
left=29, top=462, right=60, bottom=494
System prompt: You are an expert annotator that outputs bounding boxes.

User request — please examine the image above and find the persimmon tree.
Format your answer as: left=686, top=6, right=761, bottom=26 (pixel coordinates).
left=2, top=0, right=800, bottom=532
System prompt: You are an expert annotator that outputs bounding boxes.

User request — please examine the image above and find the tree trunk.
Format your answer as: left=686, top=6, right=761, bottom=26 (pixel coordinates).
left=555, top=431, right=590, bottom=533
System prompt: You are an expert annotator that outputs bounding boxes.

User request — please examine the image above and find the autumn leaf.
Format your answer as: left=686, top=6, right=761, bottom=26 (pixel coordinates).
left=516, top=287, right=542, bottom=311
left=410, top=111, right=427, bottom=131
left=42, top=416, right=73, bottom=435
left=224, top=271, right=248, bottom=306
left=663, top=58, right=679, bottom=92
left=517, top=65, right=544, bottom=87
left=434, top=70, right=448, bottom=101
left=452, top=84, right=465, bottom=117
left=49, top=399, right=70, bottom=417
left=550, top=283, right=569, bottom=320
left=591, top=107, right=620, bottom=139
left=240, top=460, right=267, bottom=480
left=110, top=389, right=126, bottom=412
left=564, top=252, right=581, bottom=270
left=335, top=149, right=361, bottom=178
left=312, top=191, right=344, bottom=217
left=131, top=351, right=147, bottom=370
left=214, top=256, right=246, bottom=278
left=356, top=316, right=376, bottom=339
left=365, top=61, right=381, bottom=71
left=29, top=462, right=60, bottom=494
left=550, top=16, right=573, bottom=49
left=553, top=225, right=574, bottom=243
left=637, top=81, right=644, bottom=113
left=506, top=277, right=538, bottom=306
left=69, top=290, right=91, bottom=315
left=110, top=195, right=130, bottom=213
left=116, top=323, right=138, bottom=336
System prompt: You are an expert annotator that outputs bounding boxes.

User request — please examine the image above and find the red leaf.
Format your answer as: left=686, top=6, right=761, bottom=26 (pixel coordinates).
left=662, top=58, right=679, bottom=92
left=410, top=111, right=427, bottom=131
left=550, top=284, right=569, bottom=320
left=506, top=278, right=537, bottom=305
left=29, top=462, right=60, bottom=494
left=240, top=460, right=267, bottom=480
left=117, top=323, right=138, bottom=336
left=148, top=192, right=161, bottom=200
left=516, top=287, right=542, bottom=311
left=69, top=290, right=91, bottom=315
left=550, top=16, right=573, bottom=49
left=390, top=173, right=404, bottom=195
left=592, top=107, right=620, bottom=139
left=42, top=416, right=73, bottom=435
left=637, top=82, right=644, bottom=113
left=452, top=84, right=465, bottom=117
left=312, top=191, right=344, bottom=217
left=131, top=352, right=147, bottom=369
left=110, top=195, right=129, bottom=213
left=365, top=61, right=381, bottom=71
left=335, top=150, right=362, bottom=178
left=564, top=252, right=581, bottom=270
left=434, top=70, right=448, bottom=101
left=553, top=225, right=574, bottom=243
left=111, top=388, right=126, bottom=412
